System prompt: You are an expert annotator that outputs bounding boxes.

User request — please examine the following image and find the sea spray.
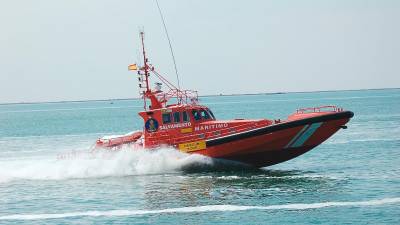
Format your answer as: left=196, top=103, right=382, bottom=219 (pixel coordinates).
left=0, top=147, right=214, bottom=183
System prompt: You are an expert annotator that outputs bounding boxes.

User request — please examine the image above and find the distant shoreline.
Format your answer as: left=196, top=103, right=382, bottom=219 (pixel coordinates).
left=1, top=87, right=398, bottom=106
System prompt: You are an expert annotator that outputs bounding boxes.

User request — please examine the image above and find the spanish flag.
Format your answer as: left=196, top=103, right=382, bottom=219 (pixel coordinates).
left=128, top=64, right=138, bottom=70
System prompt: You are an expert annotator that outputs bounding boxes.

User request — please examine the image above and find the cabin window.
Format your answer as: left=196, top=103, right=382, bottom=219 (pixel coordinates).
left=173, top=112, right=181, bottom=123
left=200, top=109, right=211, bottom=120
left=162, top=113, right=172, bottom=124
left=207, top=109, right=216, bottom=120
left=192, top=110, right=201, bottom=121
left=183, top=111, right=190, bottom=122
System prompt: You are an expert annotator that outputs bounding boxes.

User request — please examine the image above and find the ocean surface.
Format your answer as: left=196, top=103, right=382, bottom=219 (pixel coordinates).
left=0, top=89, right=399, bottom=224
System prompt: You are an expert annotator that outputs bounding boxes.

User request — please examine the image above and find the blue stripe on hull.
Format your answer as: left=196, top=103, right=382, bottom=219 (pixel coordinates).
left=284, top=125, right=310, bottom=149
left=291, top=122, right=323, bottom=148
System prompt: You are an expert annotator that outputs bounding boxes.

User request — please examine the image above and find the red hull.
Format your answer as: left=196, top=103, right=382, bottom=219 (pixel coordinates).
left=194, top=111, right=353, bottom=167
left=96, top=110, right=353, bottom=168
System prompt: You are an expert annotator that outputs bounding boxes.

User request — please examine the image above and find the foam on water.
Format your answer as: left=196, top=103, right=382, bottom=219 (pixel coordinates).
left=0, top=147, right=214, bottom=183
left=0, top=197, right=398, bottom=221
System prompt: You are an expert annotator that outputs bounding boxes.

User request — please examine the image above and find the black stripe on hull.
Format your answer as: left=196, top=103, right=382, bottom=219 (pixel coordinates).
left=206, top=111, right=354, bottom=147
left=222, top=145, right=317, bottom=168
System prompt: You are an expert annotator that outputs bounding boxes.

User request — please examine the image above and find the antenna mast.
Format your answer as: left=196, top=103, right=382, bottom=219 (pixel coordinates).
left=140, top=31, right=151, bottom=93
left=129, top=31, right=199, bottom=110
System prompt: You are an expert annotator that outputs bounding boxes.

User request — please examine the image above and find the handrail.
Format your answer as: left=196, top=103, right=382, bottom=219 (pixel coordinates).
left=296, top=105, right=343, bottom=114
left=156, top=89, right=198, bottom=106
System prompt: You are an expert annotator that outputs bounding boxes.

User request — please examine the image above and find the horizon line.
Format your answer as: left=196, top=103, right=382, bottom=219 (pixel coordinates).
left=1, top=87, right=399, bottom=106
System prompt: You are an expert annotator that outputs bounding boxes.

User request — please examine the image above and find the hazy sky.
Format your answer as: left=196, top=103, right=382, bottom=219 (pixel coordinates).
left=0, top=0, right=399, bottom=103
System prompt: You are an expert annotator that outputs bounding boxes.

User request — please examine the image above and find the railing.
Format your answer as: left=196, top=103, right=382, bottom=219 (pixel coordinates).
left=296, top=105, right=343, bottom=114
left=156, top=89, right=198, bottom=106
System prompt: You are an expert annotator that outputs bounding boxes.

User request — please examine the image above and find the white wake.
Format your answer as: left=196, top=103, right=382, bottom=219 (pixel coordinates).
left=0, top=197, right=399, bottom=220
left=0, top=147, right=213, bottom=183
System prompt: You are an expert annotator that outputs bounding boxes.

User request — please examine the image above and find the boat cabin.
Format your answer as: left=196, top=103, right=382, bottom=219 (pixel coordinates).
left=138, top=104, right=217, bottom=145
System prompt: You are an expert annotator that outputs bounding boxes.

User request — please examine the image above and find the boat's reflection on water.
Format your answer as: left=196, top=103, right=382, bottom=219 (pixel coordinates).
left=133, top=164, right=343, bottom=209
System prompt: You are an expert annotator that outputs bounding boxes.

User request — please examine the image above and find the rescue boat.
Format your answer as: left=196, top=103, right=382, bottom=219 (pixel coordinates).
left=95, top=32, right=354, bottom=168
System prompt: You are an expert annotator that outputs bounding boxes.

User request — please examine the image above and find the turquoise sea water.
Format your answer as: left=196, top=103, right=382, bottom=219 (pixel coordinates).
left=0, top=89, right=399, bottom=224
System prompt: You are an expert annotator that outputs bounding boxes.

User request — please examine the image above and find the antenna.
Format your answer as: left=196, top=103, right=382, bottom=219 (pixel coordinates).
left=155, top=0, right=181, bottom=90
left=140, top=31, right=150, bottom=93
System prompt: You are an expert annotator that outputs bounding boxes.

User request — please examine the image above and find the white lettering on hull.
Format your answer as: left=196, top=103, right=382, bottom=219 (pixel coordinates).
left=160, top=122, right=191, bottom=130
left=194, top=123, right=228, bottom=131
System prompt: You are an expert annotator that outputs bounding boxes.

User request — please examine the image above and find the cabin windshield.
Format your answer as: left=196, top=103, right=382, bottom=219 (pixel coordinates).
left=206, top=109, right=216, bottom=120
left=192, top=108, right=215, bottom=122
left=162, top=113, right=172, bottom=124
left=183, top=111, right=190, bottom=122
left=200, top=109, right=211, bottom=120
left=173, top=111, right=180, bottom=123
left=192, top=110, right=201, bottom=121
